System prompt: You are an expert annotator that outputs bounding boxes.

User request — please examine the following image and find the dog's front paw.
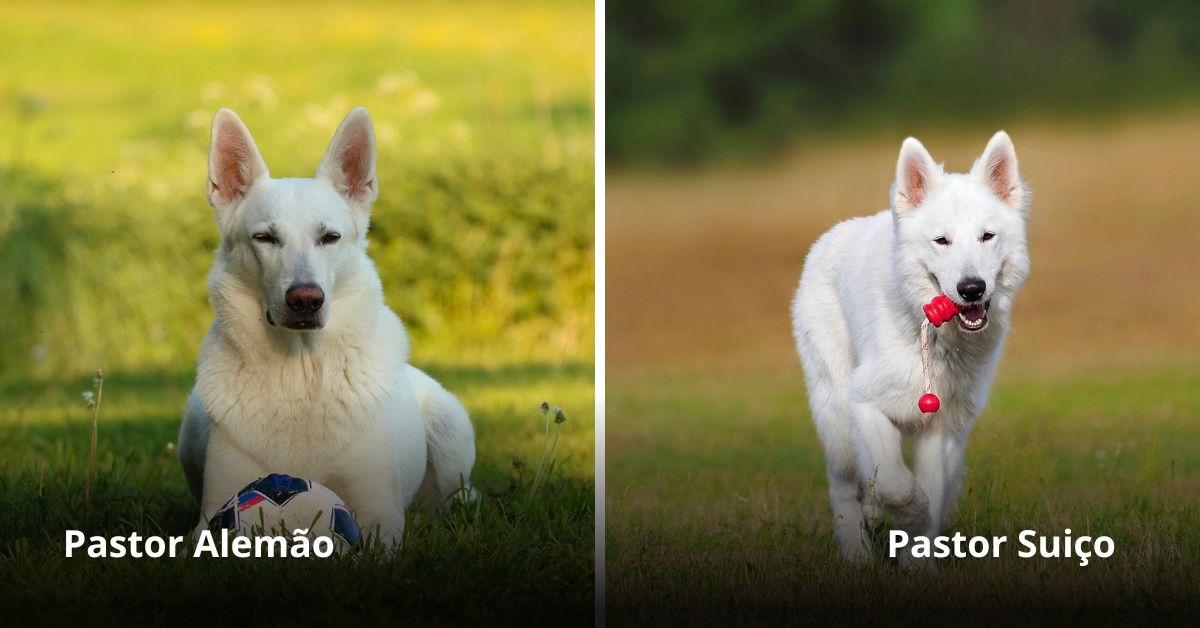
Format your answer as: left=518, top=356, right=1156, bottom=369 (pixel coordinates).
left=861, top=497, right=883, bottom=523
left=358, top=515, right=405, bottom=552
left=887, top=485, right=930, bottom=533
left=897, top=545, right=940, bottom=573
left=454, top=483, right=479, bottom=503
left=379, top=523, right=405, bottom=550
left=840, top=534, right=874, bottom=566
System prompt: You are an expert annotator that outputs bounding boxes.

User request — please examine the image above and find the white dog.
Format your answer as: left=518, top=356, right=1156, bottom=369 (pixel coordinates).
left=791, top=132, right=1030, bottom=566
left=177, top=107, right=476, bottom=546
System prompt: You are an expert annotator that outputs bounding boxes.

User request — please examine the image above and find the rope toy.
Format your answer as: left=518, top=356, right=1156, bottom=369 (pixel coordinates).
left=918, top=294, right=960, bottom=413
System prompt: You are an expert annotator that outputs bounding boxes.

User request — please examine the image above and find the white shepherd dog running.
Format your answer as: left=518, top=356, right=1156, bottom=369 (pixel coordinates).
left=178, top=107, right=476, bottom=547
left=791, top=132, right=1030, bottom=567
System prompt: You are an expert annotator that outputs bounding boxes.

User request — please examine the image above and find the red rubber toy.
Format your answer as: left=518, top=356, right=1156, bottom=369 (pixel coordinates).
left=922, top=294, right=959, bottom=327
left=917, top=294, right=958, bottom=414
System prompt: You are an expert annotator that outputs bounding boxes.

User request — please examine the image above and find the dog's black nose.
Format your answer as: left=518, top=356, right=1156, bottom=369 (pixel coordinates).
left=957, top=277, right=987, bottom=302
left=286, top=283, right=325, bottom=313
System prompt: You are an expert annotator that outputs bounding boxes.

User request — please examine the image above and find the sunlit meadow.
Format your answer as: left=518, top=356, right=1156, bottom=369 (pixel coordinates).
left=0, top=1, right=594, bottom=622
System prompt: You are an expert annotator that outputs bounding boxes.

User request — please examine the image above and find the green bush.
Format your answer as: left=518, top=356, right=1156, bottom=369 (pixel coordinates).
left=0, top=150, right=593, bottom=378
left=608, top=0, right=1200, bottom=164
left=0, top=170, right=212, bottom=378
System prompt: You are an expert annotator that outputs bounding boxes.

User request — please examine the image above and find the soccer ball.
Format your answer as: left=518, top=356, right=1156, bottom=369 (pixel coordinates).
left=207, top=474, right=362, bottom=550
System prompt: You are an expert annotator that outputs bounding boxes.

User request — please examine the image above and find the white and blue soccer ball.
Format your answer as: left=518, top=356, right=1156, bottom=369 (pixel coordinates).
left=207, top=474, right=362, bottom=550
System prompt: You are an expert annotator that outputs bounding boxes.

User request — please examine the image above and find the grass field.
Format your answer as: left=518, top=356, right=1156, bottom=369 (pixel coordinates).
left=0, top=1, right=594, bottom=623
left=606, top=113, right=1200, bottom=623
left=2, top=365, right=594, bottom=623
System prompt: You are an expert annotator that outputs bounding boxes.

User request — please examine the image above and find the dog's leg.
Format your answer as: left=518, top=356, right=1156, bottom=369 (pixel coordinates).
left=810, top=373, right=871, bottom=562
left=794, top=281, right=867, bottom=561
left=827, top=466, right=872, bottom=563
left=340, top=484, right=407, bottom=549
left=334, top=429, right=421, bottom=548
left=407, top=366, right=477, bottom=507
left=333, top=467, right=409, bottom=548
left=177, top=389, right=211, bottom=503
left=852, top=402, right=929, bottom=533
left=852, top=403, right=933, bottom=570
left=913, top=426, right=968, bottom=537
left=196, top=432, right=270, bottom=534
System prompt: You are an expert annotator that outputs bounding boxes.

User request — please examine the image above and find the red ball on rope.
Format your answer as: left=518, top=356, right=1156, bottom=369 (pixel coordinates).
left=918, top=393, right=940, bottom=414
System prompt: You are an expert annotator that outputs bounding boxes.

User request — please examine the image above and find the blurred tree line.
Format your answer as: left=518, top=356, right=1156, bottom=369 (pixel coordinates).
left=608, top=0, right=1200, bottom=164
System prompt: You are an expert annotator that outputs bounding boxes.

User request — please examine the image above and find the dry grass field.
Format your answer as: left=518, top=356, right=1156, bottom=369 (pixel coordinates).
left=606, top=113, right=1200, bottom=623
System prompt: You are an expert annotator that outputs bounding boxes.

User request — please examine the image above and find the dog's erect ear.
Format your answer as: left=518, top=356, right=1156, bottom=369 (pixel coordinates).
left=207, top=109, right=269, bottom=218
left=317, top=107, right=378, bottom=208
left=891, top=137, right=940, bottom=215
left=972, top=131, right=1027, bottom=211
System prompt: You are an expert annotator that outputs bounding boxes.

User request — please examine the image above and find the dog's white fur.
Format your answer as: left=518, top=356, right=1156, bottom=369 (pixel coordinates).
left=177, top=107, right=476, bottom=546
left=791, top=132, right=1030, bottom=566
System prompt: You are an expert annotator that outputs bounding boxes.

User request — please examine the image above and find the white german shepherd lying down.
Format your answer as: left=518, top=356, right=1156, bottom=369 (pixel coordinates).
left=791, top=132, right=1030, bottom=566
left=177, top=107, right=476, bottom=546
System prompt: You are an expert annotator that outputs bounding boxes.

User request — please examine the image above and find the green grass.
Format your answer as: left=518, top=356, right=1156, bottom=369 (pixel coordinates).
left=1, top=364, right=594, bottom=623
left=606, top=366, right=1200, bottom=624
left=0, top=1, right=594, bottom=623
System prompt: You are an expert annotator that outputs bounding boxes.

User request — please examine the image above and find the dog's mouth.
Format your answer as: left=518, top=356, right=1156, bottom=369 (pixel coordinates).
left=266, top=310, right=323, bottom=331
left=955, top=301, right=990, bottom=332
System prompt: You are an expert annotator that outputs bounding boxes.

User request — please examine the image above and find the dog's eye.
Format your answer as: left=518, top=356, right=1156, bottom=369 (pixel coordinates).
left=252, top=233, right=278, bottom=245
left=320, top=232, right=341, bottom=245
left=981, top=231, right=996, bottom=242
left=933, top=237, right=951, bottom=246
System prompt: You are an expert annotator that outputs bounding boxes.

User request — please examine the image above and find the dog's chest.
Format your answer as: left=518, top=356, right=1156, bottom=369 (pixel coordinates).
left=875, top=337, right=999, bottom=429
left=199, top=345, right=400, bottom=465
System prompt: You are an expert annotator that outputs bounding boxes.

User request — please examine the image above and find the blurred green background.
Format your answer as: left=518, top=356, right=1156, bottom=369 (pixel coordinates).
left=0, top=2, right=595, bottom=621
left=1, top=0, right=594, bottom=379
left=609, top=0, right=1200, bottom=164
